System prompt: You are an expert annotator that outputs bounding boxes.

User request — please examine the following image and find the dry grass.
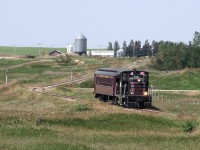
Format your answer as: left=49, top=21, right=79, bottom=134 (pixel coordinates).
left=0, top=83, right=200, bottom=150
left=0, top=57, right=200, bottom=150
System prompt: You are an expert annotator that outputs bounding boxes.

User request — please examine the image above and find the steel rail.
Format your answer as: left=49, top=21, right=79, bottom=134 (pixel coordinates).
left=43, top=74, right=94, bottom=88
left=32, top=74, right=94, bottom=101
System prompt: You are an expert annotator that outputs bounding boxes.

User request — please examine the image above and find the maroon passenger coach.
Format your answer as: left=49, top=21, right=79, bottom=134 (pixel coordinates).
left=94, top=68, right=152, bottom=108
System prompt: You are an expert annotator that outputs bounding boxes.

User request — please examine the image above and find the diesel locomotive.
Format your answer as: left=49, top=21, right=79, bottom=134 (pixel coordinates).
left=94, top=68, right=152, bottom=108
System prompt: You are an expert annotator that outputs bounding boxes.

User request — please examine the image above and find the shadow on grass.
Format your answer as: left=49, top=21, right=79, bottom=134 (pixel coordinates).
left=149, top=105, right=160, bottom=111
left=107, top=101, right=161, bottom=111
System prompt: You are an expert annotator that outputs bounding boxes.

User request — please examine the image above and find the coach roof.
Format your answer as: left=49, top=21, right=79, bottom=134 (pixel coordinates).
left=95, top=68, right=129, bottom=76
left=95, top=68, right=149, bottom=77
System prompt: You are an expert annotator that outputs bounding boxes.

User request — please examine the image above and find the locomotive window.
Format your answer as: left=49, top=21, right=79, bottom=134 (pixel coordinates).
left=139, top=73, right=147, bottom=81
left=122, top=73, right=128, bottom=81
left=128, top=71, right=148, bottom=82
left=128, top=72, right=140, bottom=81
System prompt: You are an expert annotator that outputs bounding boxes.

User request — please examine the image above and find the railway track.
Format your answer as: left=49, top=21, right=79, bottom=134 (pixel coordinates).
left=32, top=73, right=200, bottom=113
left=43, top=74, right=93, bottom=89
left=32, top=74, right=94, bottom=101
left=32, top=88, right=77, bottom=101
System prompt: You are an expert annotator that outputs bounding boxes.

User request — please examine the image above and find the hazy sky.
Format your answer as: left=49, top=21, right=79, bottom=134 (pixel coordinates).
left=0, top=0, right=199, bottom=48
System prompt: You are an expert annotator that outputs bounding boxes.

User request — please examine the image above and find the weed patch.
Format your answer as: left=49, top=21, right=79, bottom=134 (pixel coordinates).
left=0, top=126, right=55, bottom=137
left=73, top=104, right=92, bottom=112
left=79, top=80, right=94, bottom=88
left=181, top=121, right=194, bottom=133
left=36, top=113, right=179, bottom=132
left=0, top=116, right=24, bottom=126
left=0, top=87, right=9, bottom=94
left=26, top=143, right=92, bottom=150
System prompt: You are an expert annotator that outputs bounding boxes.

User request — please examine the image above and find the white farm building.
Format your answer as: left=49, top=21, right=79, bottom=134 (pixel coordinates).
left=88, top=50, right=114, bottom=57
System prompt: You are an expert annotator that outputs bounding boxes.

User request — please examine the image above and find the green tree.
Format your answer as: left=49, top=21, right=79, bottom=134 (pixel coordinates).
left=134, top=41, right=141, bottom=57
left=151, top=40, right=159, bottom=56
left=113, top=41, right=120, bottom=57
left=154, top=41, right=176, bottom=70
left=122, top=41, right=128, bottom=56
left=107, top=42, right=113, bottom=50
left=142, top=39, right=152, bottom=56
left=128, top=40, right=134, bottom=57
left=152, top=32, right=200, bottom=70
left=187, top=45, right=200, bottom=68
left=193, top=31, right=200, bottom=47
left=176, top=42, right=188, bottom=69
left=122, top=41, right=127, bottom=51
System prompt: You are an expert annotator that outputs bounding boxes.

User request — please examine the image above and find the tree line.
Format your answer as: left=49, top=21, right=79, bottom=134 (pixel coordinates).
left=107, top=31, right=200, bottom=70
left=108, top=39, right=154, bottom=57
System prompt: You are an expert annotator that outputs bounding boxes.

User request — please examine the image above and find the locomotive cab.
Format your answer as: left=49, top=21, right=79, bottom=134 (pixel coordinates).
left=120, top=70, right=151, bottom=108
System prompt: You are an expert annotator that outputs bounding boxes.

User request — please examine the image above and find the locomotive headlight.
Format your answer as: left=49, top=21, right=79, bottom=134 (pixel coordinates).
left=143, top=91, right=148, bottom=96
left=137, top=78, right=141, bottom=82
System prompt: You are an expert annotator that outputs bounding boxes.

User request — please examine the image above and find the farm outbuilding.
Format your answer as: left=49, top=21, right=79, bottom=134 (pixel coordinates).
left=116, top=49, right=125, bottom=57
left=49, top=50, right=64, bottom=56
left=67, top=44, right=74, bottom=53
left=88, top=50, right=114, bottom=57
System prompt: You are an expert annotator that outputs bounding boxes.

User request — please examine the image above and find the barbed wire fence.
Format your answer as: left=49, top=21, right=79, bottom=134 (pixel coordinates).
left=152, top=90, right=200, bottom=105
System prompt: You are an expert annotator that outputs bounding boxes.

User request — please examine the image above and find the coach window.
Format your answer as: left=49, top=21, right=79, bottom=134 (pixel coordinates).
left=96, top=77, right=99, bottom=84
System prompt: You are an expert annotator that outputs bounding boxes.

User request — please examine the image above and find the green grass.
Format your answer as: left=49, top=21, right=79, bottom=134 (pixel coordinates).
left=1, top=57, right=200, bottom=149
left=0, top=62, right=63, bottom=84
left=0, top=46, right=66, bottom=56
left=84, top=58, right=103, bottom=65
left=0, top=111, right=199, bottom=150
left=0, top=59, right=30, bottom=68
left=0, top=63, right=78, bottom=85
left=25, top=144, right=91, bottom=150
left=1, top=134, right=199, bottom=150
left=72, top=104, right=92, bottom=112
left=150, top=69, right=200, bottom=90
left=152, top=92, right=200, bottom=116
left=36, top=113, right=179, bottom=132
left=9, top=63, right=60, bottom=74
left=0, top=126, right=55, bottom=138
left=0, top=56, right=108, bottom=85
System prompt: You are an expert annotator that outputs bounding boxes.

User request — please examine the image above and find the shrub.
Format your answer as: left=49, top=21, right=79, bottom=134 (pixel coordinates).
left=79, top=80, right=94, bottom=88
left=181, top=121, right=194, bottom=133
left=55, top=54, right=71, bottom=64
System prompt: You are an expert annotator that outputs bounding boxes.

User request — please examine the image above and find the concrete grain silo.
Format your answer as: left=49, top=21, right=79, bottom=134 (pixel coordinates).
left=74, top=33, right=87, bottom=55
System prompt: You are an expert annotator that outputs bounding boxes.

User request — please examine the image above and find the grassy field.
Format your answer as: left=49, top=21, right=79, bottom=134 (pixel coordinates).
left=150, top=69, right=200, bottom=90
left=0, top=56, right=200, bottom=150
left=0, top=83, right=199, bottom=150
left=0, top=56, right=111, bottom=85
left=0, top=46, right=66, bottom=56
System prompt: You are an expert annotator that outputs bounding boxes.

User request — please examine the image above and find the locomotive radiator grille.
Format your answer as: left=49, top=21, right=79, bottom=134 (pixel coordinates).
left=130, top=82, right=145, bottom=96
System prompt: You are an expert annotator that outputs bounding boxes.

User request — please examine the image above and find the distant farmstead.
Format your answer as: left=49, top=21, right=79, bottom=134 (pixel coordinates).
left=49, top=50, right=64, bottom=56
left=116, top=49, right=125, bottom=57
left=88, top=50, right=114, bottom=57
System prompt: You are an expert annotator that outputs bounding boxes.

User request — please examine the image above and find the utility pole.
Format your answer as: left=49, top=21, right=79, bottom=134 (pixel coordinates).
left=5, top=69, right=8, bottom=86
left=38, top=43, right=42, bottom=56
left=13, top=44, right=16, bottom=56
left=71, top=68, right=73, bottom=84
